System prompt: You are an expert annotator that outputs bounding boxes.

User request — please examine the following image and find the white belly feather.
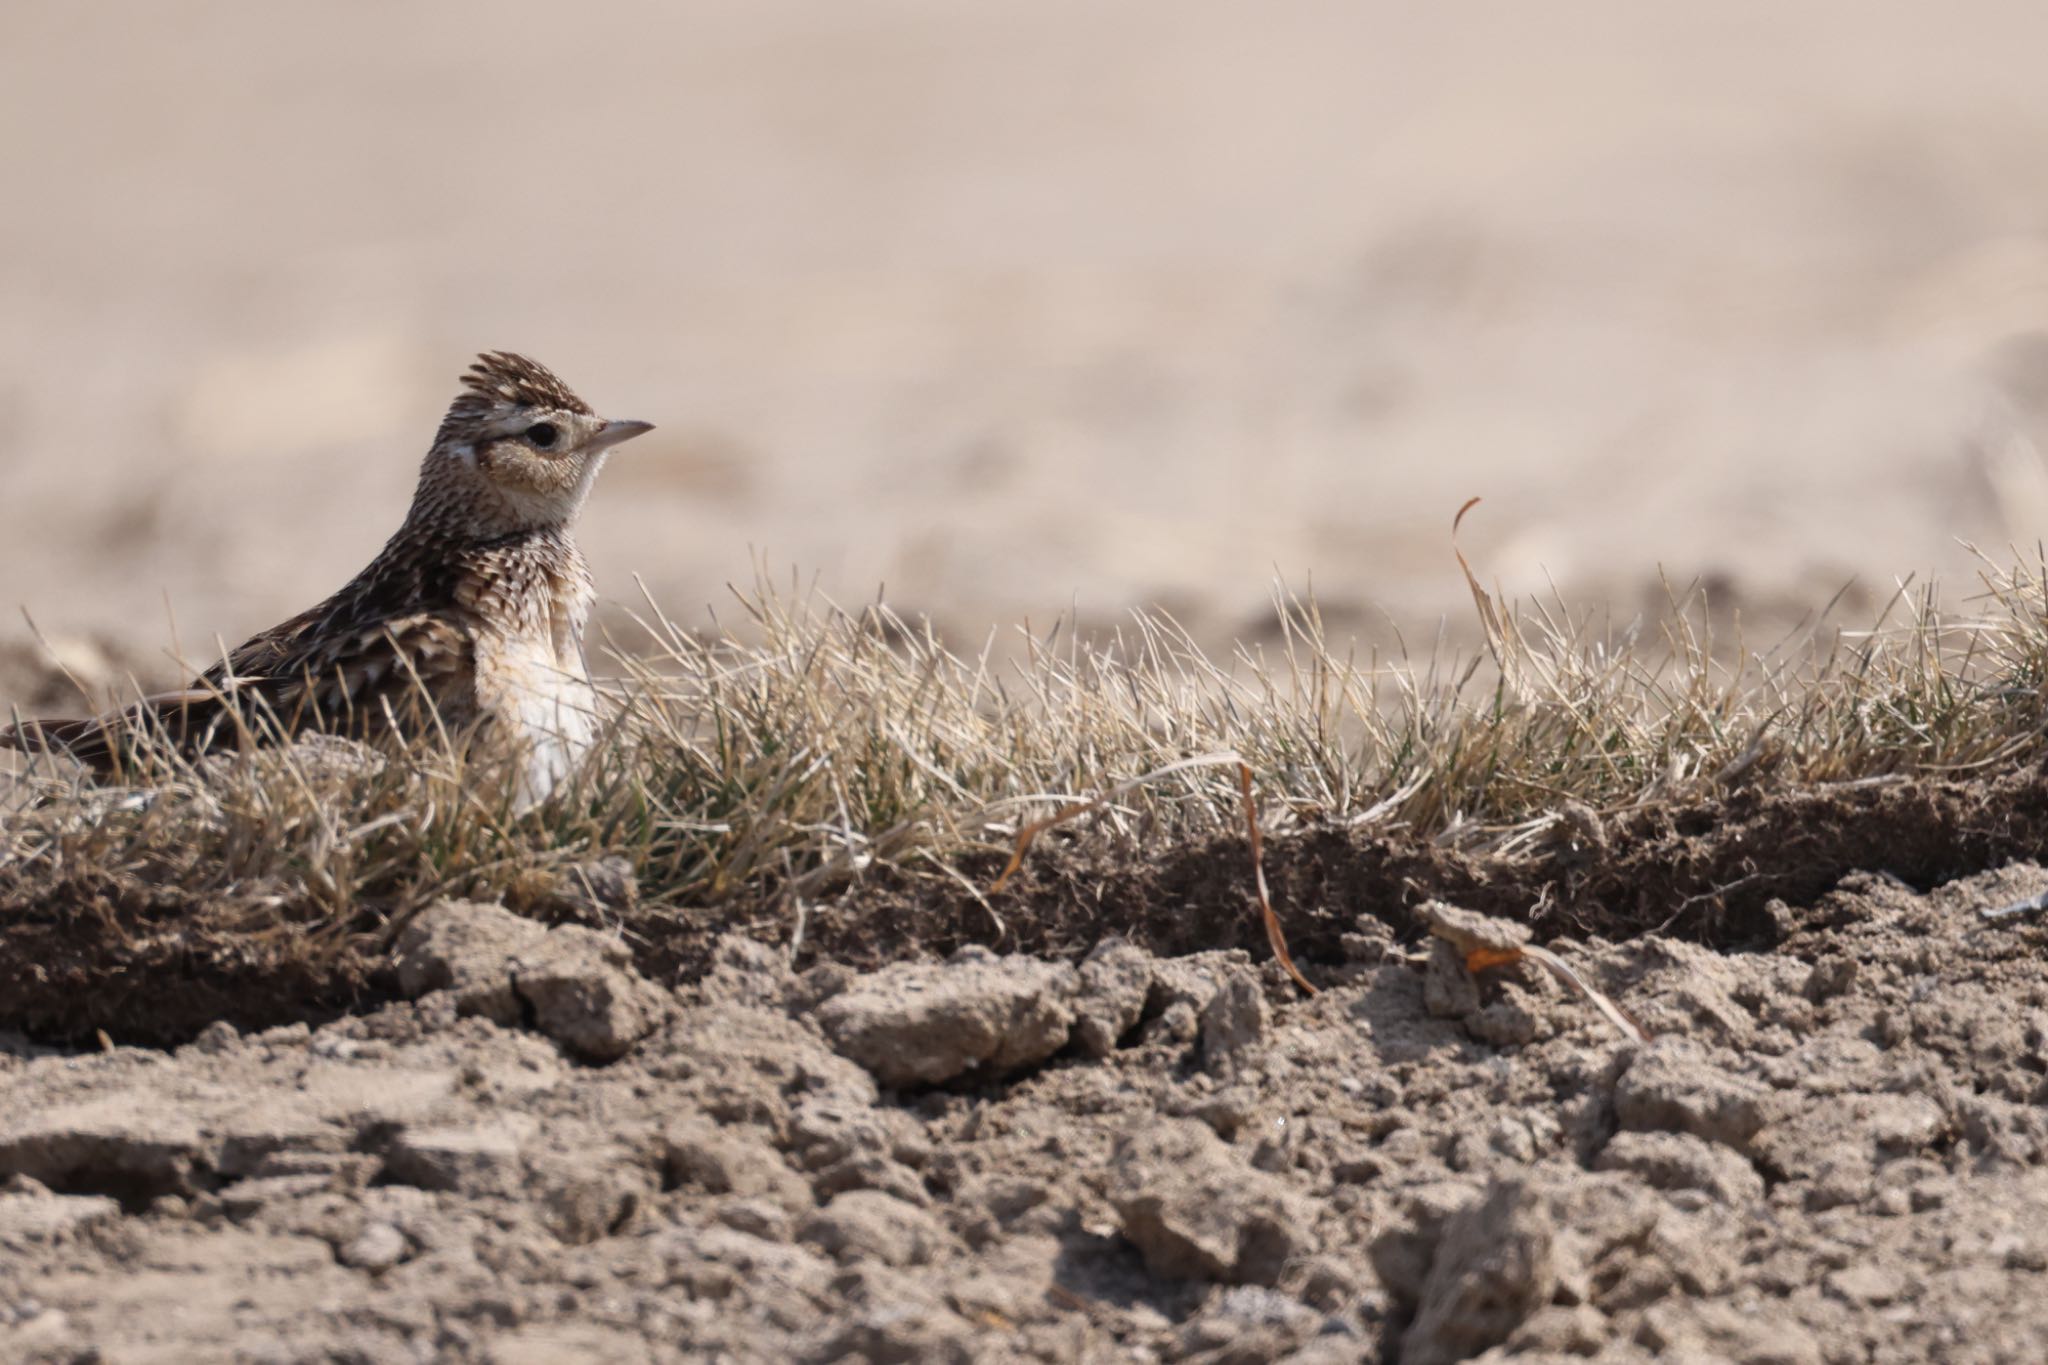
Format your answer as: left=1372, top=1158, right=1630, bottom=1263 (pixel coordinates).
left=474, top=630, right=602, bottom=806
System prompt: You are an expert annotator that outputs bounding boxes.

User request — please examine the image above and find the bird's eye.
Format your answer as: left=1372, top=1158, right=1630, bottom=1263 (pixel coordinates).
left=524, top=422, right=558, bottom=449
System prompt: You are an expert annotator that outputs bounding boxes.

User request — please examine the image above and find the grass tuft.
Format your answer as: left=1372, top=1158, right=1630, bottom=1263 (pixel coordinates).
left=8, top=542, right=2048, bottom=966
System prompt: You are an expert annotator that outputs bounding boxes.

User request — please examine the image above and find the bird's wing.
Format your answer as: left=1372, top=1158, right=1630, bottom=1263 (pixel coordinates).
left=3, top=610, right=478, bottom=772
left=204, top=606, right=480, bottom=740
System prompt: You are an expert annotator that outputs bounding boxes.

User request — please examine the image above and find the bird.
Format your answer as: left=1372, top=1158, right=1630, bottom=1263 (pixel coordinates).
left=1, top=351, right=652, bottom=803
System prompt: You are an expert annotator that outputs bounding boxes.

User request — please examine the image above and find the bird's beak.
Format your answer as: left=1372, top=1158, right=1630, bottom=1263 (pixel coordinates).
left=589, top=418, right=655, bottom=451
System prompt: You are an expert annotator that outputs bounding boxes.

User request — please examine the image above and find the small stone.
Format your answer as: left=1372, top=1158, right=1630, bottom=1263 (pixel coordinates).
left=1825, top=1263, right=1905, bottom=1305
left=340, top=1221, right=408, bottom=1272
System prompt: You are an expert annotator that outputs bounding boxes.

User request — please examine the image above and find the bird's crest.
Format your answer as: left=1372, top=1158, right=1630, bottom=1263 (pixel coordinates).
left=436, top=351, right=592, bottom=444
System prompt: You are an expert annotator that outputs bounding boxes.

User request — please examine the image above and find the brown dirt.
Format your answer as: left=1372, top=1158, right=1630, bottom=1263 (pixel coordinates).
left=10, top=762, right=2048, bottom=1050
left=655, top=760, right=2048, bottom=991
left=6, top=858, right=2048, bottom=1362
left=0, top=870, right=374, bottom=1047
left=7, top=778, right=2048, bottom=1359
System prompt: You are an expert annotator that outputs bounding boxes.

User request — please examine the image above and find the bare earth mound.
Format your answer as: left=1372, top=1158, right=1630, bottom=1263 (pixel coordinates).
left=4, top=849, right=2047, bottom=1361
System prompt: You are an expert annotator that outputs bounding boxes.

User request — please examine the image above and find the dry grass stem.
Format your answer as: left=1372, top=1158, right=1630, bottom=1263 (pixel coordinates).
left=8, top=538, right=2048, bottom=980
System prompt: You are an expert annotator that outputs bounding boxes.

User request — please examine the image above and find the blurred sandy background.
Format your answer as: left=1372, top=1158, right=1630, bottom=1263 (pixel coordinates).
left=8, top=1, right=2048, bottom=686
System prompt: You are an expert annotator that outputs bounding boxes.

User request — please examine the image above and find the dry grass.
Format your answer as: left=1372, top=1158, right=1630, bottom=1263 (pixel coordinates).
left=5, top=542, right=2048, bottom=951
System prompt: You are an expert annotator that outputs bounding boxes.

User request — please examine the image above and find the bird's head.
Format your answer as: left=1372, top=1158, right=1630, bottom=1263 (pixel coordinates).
left=417, top=351, right=652, bottom=537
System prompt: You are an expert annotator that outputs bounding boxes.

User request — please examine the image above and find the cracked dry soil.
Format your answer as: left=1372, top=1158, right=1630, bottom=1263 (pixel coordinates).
left=4, top=855, right=2048, bottom=1364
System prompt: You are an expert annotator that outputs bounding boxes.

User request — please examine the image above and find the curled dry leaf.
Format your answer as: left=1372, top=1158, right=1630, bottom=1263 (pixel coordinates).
left=1417, top=898, right=1647, bottom=1044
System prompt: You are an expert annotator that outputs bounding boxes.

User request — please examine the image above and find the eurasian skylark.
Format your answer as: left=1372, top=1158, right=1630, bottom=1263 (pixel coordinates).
left=1, top=351, right=651, bottom=801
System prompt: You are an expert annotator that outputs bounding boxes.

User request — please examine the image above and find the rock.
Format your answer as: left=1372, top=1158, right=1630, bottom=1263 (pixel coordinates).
left=799, top=1189, right=948, bottom=1267
left=1072, top=939, right=1152, bottom=1057
left=509, top=924, right=672, bottom=1062
left=1595, top=1131, right=1765, bottom=1206
left=1825, top=1263, right=1907, bottom=1306
left=1108, top=1119, right=1315, bottom=1286
left=815, top=949, right=1077, bottom=1087
left=392, top=900, right=549, bottom=1024
left=339, top=1221, right=408, bottom=1272
left=1613, top=1041, right=1773, bottom=1151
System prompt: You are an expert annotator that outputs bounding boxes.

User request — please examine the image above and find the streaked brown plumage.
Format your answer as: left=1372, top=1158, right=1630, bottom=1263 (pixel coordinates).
left=2, top=352, right=652, bottom=800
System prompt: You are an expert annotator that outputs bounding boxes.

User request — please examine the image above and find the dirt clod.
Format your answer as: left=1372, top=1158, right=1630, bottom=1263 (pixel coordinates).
left=3, top=859, right=2048, bottom=1358
left=507, top=924, right=672, bottom=1062
left=1108, top=1119, right=1315, bottom=1286
left=814, top=947, right=1078, bottom=1088
left=1613, top=1039, right=1775, bottom=1151
left=1404, top=1178, right=1560, bottom=1365
left=0, top=1187, right=121, bottom=1248
left=1071, top=937, right=1152, bottom=1058
left=394, top=899, right=550, bottom=1025
left=1198, top=966, right=1269, bottom=1077
left=1595, top=1130, right=1765, bottom=1207
left=800, top=1189, right=949, bottom=1267
left=383, top=1119, right=532, bottom=1196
